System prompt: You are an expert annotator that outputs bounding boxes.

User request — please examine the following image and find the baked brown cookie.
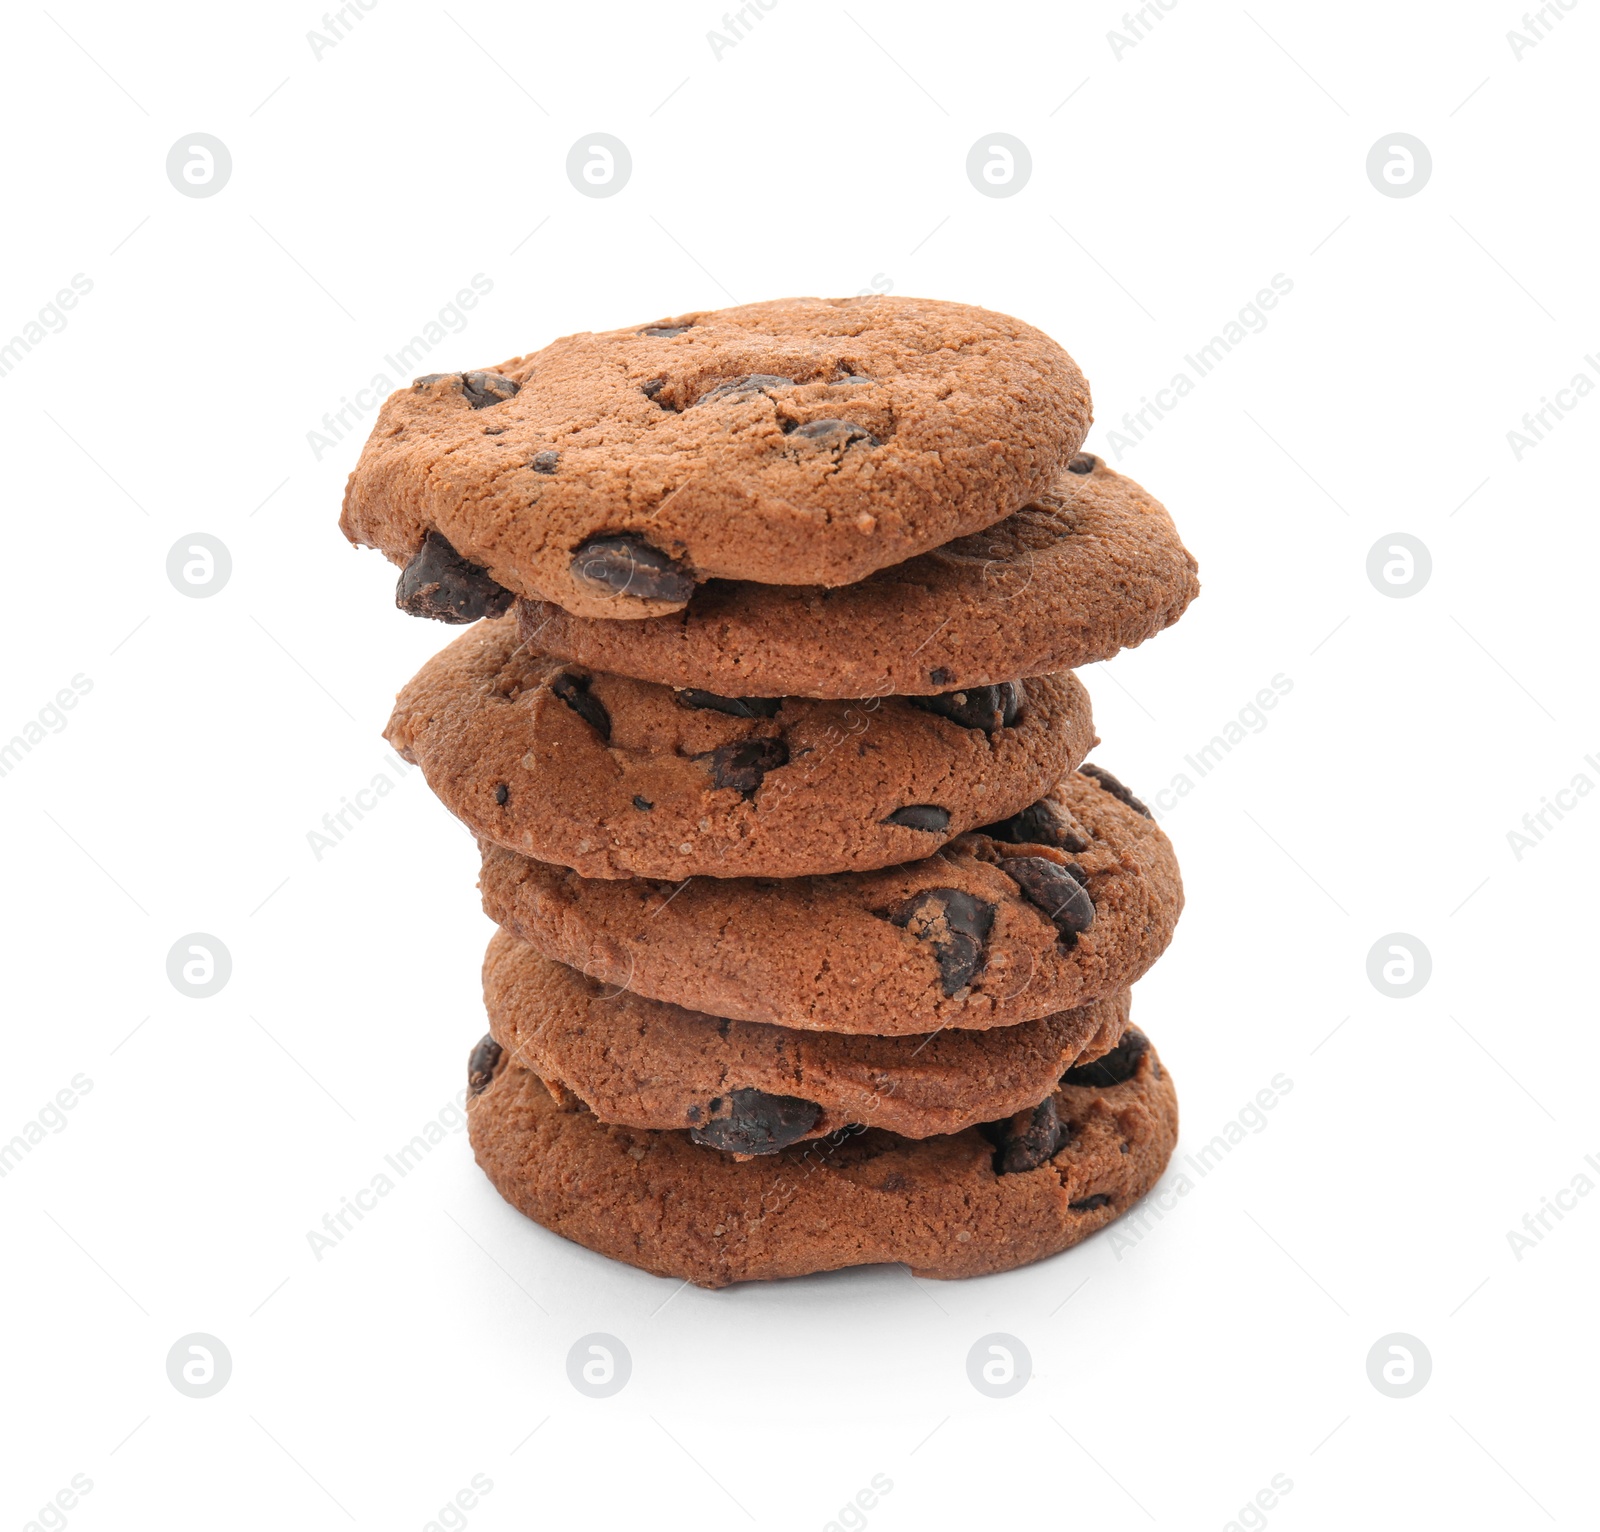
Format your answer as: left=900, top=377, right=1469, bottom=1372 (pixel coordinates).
left=339, top=296, right=1092, bottom=621
left=478, top=765, right=1181, bottom=1034
left=386, top=616, right=1094, bottom=880
left=517, top=455, right=1199, bottom=697
left=478, top=927, right=1131, bottom=1149
left=467, top=1027, right=1177, bottom=1286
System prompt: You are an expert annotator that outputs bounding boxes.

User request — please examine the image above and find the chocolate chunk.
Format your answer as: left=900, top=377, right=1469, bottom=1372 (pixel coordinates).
left=493, top=783, right=509, bottom=806
left=529, top=450, right=560, bottom=474
left=675, top=689, right=782, bottom=719
left=908, top=680, right=1024, bottom=733
left=1069, top=1193, right=1113, bottom=1211
left=1062, top=1030, right=1149, bottom=1088
left=1067, top=452, right=1098, bottom=475
left=705, top=737, right=788, bottom=797
left=883, top=805, right=951, bottom=833
left=632, top=794, right=653, bottom=810
left=570, top=535, right=696, bottom=603
left=890, top=888, right=996, bottom=995
left=639, top=324, right=692, bottom=338
left=461, top=370, right=519, bottom=409
left=1081, top=764, right=1153, bottom=819
left=395, top=531, right=514, bottom=623
left=1004, top=856, right=1094, bottom=935
left=831, top=373, right=873, bottom=386
left=985, top=1097, right=1063, bottom=1175
left=467, top=1034, right=503, bottom=1095
left=412, top=372, right=450, bottom=388
left=979, top=797, right=1090, bottom=854
left=696, top=373, right=795, bottom=406
left=785, top=417, right=879, bottom=447
left=689, top=1088, right=821, bottom=1155
left=641, top=377, right=669, bottom=402
left=550, top=672, right=611, bottom=741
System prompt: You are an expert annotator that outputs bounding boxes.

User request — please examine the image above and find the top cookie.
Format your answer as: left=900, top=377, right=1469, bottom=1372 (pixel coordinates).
left=339, top=296, right=1092, bottom=621
left=517, top=455, right=1199, bottom=696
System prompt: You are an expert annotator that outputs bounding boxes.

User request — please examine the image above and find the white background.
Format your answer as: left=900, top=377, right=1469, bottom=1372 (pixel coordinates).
left=2, top=2, right=1596, bottom=1528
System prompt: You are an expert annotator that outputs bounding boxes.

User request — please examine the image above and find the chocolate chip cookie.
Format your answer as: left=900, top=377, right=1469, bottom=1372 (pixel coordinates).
left=479, top=927, right=1131, bottom=1150
left=466, top=1026, right=1177, bottom=1285
left=339, top=296, right=1092, bottom=621
left=386, top=616, right=1095, bottom=879
left=517, top=455, right=1199, bottom=697
left=478, top=765, right=1180, bottom=1034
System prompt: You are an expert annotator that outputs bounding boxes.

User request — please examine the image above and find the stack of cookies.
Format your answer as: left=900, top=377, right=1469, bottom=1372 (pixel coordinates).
left=340, top=297, right=1199, bottom=1287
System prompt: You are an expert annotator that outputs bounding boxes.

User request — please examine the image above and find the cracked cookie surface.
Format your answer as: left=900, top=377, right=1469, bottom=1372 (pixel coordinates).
left=480, top=927, right=1131, bottom=1146
left=477, top=765, right=1182, bottom=1033
left=340, top=296, right=1092, bottom=620
left=466, top=1025, right=1177, bottom=1285
left=387, top=615, right=1094, bottom=879
left=517, top=456, right=1198, bottom=697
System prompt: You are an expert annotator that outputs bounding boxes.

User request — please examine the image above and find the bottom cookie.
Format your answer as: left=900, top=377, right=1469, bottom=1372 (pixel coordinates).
left=466, top=1029, right=1178, bottom=1286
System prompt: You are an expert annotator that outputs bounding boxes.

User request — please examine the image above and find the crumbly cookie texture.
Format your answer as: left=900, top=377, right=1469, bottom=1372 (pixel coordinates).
left=478, top=765, right=1182, bottom=1034
left=340, top=296, right=1092, bottom=620
left=517, top=455, right=1198, bottom=697
left=467, top=1028, right=1177, bottom=1286
left=385, top=616, right=1095, bottom=880
left=479, top=927, right=1131, bottom=1148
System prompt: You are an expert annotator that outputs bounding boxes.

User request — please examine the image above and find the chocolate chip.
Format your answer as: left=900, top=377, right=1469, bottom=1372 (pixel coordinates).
left=412, top=372, right=450, bottom=388
left=550, top=672, right=611, bottom=741
left=979, top=797, right=1090, bottom=854
left=1069, top=1193, right=1113, bottom=1211
left=1081, top=764, right=1152, bottom=819
left=675, top=689, right=782, bottom=719
left=908, top=680, right=1024, bottom=733
left=685, top=1104, right=703, bottom=1123
left=696, top=373, right=795, bottom=406
left=1062, top=1029, right=1149, bottom=1088
left=1004, top=856, right=1094, bottom=935
left=641, top=377, right=669, bottom=402
left=570, top=535, right=696, bottom=603
left=467, top=1034, right=503, bottom=1095
left=640, top=324, right=692, bottom=338
left=984, top=1096, right=1062, bottom=1175
left=461, top=370, right=519, bottom=409
left=883, top=805, right=951, bottom=833
left=689, top=1087, right=820, bottom=1155
left=705, top=737, right=788, bottom=797
left=1067, top=452, right=1098, bottom=474
left=784, top=417, right=879, bottom=447
left=493, top=783, right=509, bottom=806
left=928, top=667, right=953, bottom=686
left=831, top=373, right=873, bottom=386
left=529, top=450, right=560, bottom=474
left=633, top=794, right=653, bottom=810
left=890, top=888, right=995, bottom=995
left=395, top=531, right=514, bottom=623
